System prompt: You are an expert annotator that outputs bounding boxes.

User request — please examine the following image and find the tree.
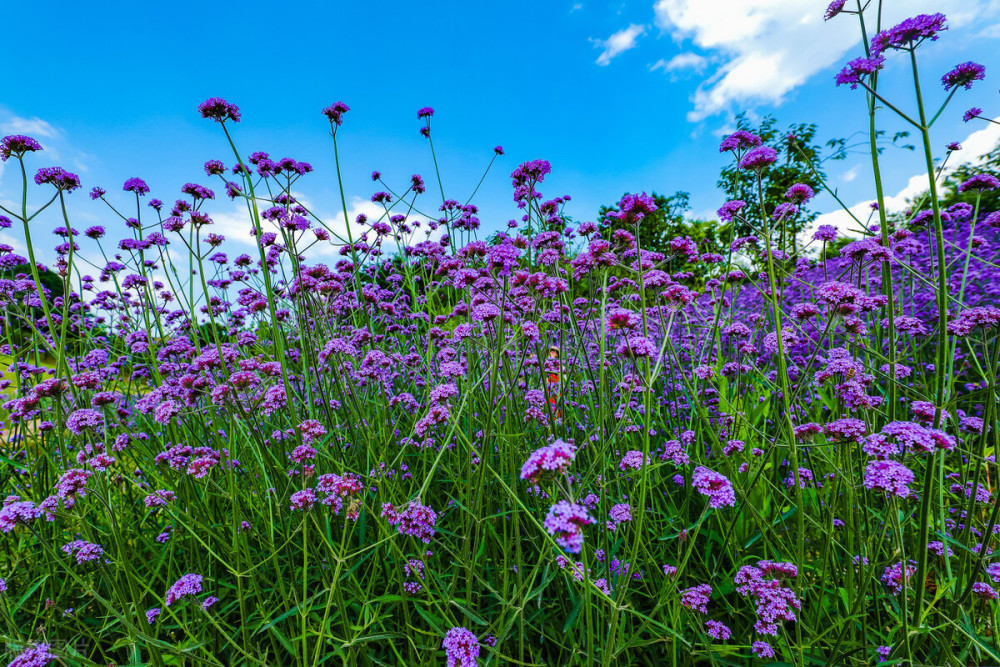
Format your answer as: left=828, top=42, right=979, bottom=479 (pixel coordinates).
left=597, top=191, right=726, bottom=258
left=717, top=113, right=837, bottom=252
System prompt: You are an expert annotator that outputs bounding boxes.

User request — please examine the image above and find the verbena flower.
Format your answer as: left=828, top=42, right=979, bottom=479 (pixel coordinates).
left=692, top=466, right=736, bottom=508
left=738, top=146, right=778, bottom=172
left=871, top=14, right=947, bottom=56
left=198, top=97, right=241, bottom=123
left=165, top=573, right=203, bottom=606
left=942, top=62, right=985, bottom=91
left=1, top=134, right=43, bottom=161
left=864, top=460, right=915, bottom=498
left=544, top=501, right=593, bottom=553
left=442, top=626, right=479, bottom=667
left=520, top=440, right=577, bottom=483
left=681, top=583, right=712, bottom=613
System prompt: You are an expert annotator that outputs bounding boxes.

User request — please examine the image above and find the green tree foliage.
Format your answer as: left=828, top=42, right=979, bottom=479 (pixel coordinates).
left=597, top=191, right=725, bottom=257
left=716, top=113, right=836, bottom=250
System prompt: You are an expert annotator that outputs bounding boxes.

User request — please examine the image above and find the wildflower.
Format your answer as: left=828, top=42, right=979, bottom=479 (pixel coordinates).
left=974, top=582, right=999, bottom=600
left=543, top=501, right=593, bottom=553
left=942, top=62, right=985, bottom=91
left=692, top=466, right=736, bottom=508
left=814, top=225, right=838, bottom=242
left=738, top=146, right=778, bottom=172
left=619, top=450, right=650, bottom=472
left=202, top=596, right=219, bottom=610
left=417, top=107, right=435, bottom=119
left=61, top=539, right=104, bottom=564
left=719, top=131, right=762, bottom=153
left=948, top=306, right=1000, bottom=336
left=958, top=174, right=1000, bottom=192
left=198, top=97, right=241, bottom=123
left=123, top=177, right=150, bottom=195
left=382, top=501, right=438, bottom=543
left=146, top=607, right=161, bottom=624
left=607, top=503, right=632, bottom=530
left=165, top=573, right=203, bottom=606
left=1, top=134, right=43, bottom=161
left=835, top=56, right=885, bottom=89
left=964, top=107, right=982, bottom=122
left=864, top=460, right=915, bottom=498
left=734, top=561, right=800, bottom=635
left=8, top=643, right=55, bottom=667
left=34, top=166, right=81, bottom=192
left=753, top=641, right=775, bottom=658
left=520, top=440, right=577, bottom=483
left=784, top=183, right=815, bottom=203
left=681, top=583, right=712, bottom=613
left=881, top=560, right=916, bottom=595
left=0, top=578, right=6, bottom=593
left=442, top=627, right=479, bottom=667
left=877, top=646, right=892, bottom=662
left=704, top=619, right=731, bottom=640
left=871, top=14, right=947, bottom=56
left=290, top=489, right=317, bottom=511
left=824, top=0, right=846, bottom=21
left=322, top=102, right=350, bottom=125
left=717, top=199, right=745, bottom=221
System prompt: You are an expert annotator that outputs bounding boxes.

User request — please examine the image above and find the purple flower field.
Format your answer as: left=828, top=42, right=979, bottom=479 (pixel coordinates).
left=2, top=4, right=1000, bottom=666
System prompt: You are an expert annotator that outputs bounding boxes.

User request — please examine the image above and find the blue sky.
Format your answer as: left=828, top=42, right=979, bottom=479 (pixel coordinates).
left=2, top=0, right=1000, bottom=259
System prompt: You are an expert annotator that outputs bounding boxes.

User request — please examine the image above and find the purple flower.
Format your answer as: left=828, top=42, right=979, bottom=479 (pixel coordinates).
left=704, top=619, right=731, bottom=640
left=947, top=141, right=963, bottom=151
left=89, top=186, right=106, bottom=200
left=973, top=582, right=999, bottom=600
left=381, top=501, right=438, bottom=543
left=835, top=56, right=885, bottom=89
left=520, top=440, right=577, bottom=483
left=681, top=583, right=712, bottom=613
left=123, top=177, right=150, bottom=195
left=717, top=199, right=745, bottom=222
left=494, top=145, right=504, bottom=155
left=146, top=607, right=161, bottom=624
left=619, top=450, right=650, bottom=472
left=322, top=102, right=350, bottom=125
left=543, top=500, right=593, bottom=553
left=66, top=408, right=104, bottom=434
left=958, top=174, right=1000, bottom=192
left=61, top=539, right=104, bottom=564
left=881, top=560, right=916, bottom=595
left=734, top=561, right=800, bottom=635
left=719, top=131, right=762, bottom=153
left=864, top=460, right=915, bottom=498
left=752, top=641, right=775, bottom=658
left=8, top=643, right=55, bottom=667
left=785, top=183, right=815, bottom=203
left=942, top=62, right=985, bottom=91
left=34, top=166, right=81, bottom=192
left=202, top=595, right=219, bottom=610
left=813, top=224, right=838, bottom=242
left=871, top=14, right=947, bottom=56
left=1, top=134, right=43, bottom=161
left=417, top=107, right=435, bottom=119
left=692, top=466, right=736, bottom=508
left=824, top=0, right=847, bottom=21
left=165, top=573, right=203, bottom=606
left=964, top=107, right=982, bottom=122
left=877, top=646, right=891, bottom=662
left=198, top=97, right=241, bottom=123
left=290, top=488, right=317, bottom=511
left=442, top=627, right=479, bottom=667
left=738, top=146, right=778, bottom=172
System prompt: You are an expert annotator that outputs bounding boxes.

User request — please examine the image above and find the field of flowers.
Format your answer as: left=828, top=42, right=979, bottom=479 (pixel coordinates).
left=2, top=3, right=1000, bottom=666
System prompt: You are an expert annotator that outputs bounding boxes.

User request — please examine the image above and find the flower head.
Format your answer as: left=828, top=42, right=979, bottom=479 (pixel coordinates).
left=825, top=0, right=847, bottom=21
left=692, top=466, right=736, bottom=508
left=521, top=440, right=577, bottom=483
left=198, top=97, right=241, bottom=123
left=738, top=146, right=778, bottom=172
left=958, top=174, right=1000, bottom=193
left=544, top=500, right=593, bottom=553
left=1, top=134, right=43, bottom=161
left=165, top=573, right=203, bottom=606
left=34, top=167, right=81, bottom=192
left=442, top=627, right=480, bottom=667
left=964, top=107, right=982, bottom=122
left=322, top=102, right=350, bottom=126
left=942, top=62, right=985, bottom=91
left=871, top=14, right=947, bottom=56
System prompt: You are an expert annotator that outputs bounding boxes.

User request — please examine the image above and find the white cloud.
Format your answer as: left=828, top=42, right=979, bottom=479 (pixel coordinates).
left=593, top=24, right=647, bottom=66
left=650, top=52, right=707, bottom=73
left=807, top=116, right=1000, bottom=238
left=842, top=165, right=860, bottom=183
left=653, top=0, right=996, bottom=121
left=571, top=3, right=583, bottom=12
left=0, top=115, right=60, bottom=139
